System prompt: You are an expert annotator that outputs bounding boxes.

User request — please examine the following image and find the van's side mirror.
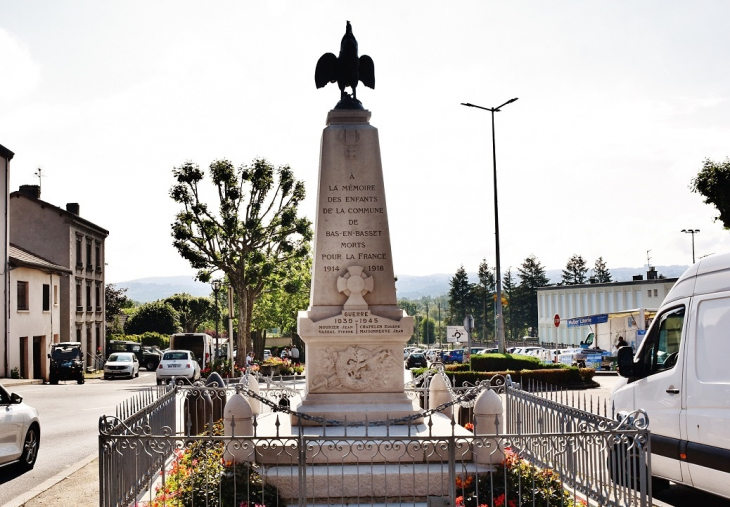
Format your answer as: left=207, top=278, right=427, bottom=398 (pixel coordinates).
left=617, top=346, right=636, bottom=378
left=47, top=353, right=51, bottom=359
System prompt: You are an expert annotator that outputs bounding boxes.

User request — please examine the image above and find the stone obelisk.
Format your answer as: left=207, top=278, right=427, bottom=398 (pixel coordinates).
left=293, top=108, right=418, bottom=425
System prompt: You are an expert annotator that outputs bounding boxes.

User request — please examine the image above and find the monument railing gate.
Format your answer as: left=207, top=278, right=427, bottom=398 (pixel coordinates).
left=99, top=373, right=651, bottom=507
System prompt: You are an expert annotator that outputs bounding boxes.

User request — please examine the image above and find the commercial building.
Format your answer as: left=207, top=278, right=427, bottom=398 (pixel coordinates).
left=10, top=185, right=109, bottom=368
left=537, top=268, right=678, bottom=350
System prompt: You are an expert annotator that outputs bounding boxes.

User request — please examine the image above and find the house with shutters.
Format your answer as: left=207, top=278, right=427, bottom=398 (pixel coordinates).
left=10, top=185, right=109, bottom=369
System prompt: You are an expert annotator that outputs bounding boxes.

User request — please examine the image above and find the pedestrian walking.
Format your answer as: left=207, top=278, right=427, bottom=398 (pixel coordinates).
left=290, top=345, right=300, bottom=365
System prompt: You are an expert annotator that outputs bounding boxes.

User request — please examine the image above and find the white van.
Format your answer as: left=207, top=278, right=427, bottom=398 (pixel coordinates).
left=170, top=333, right=217, bottom=368
left=611, top=252, right=730, bottom=499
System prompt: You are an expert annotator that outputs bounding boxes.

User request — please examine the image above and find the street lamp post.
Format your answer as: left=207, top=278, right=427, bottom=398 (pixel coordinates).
left=680, top=229, right=700, bottom=264
left=212, top=280, right=221, bottom=359
left=461, top=98, right=519, bottom=354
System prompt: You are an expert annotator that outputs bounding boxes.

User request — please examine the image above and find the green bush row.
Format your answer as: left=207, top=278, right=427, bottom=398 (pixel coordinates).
left=110, top=332, right=170, bottom=349
left=414, top=367, right=595, bottom=387
left=471, top=353, right=565, bottom=372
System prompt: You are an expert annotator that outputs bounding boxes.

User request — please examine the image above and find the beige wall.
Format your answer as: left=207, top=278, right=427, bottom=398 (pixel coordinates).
left=9, top=267, right=62, bottom=381
left=9, top=195, right=107, bottom=365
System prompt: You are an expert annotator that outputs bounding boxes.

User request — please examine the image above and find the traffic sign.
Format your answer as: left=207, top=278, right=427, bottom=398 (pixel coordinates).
left=554, top=314, right=560, bottom=327
left=446, top=326, right=468, bottom=343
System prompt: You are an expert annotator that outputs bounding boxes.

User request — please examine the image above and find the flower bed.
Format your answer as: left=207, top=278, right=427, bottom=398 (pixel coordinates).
left=456, top=448, right=586, bottom=507
left=143, top=421, right=281, bottom=507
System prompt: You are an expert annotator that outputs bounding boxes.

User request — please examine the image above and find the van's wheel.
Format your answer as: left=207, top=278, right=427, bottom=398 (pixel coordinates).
left=146, top=361, right=156, bottom=371
left=77, top=376, right=85, bottom=385
left=17, top=425, right=40, bottom=471
left=49, top=376, right=58, bottom=385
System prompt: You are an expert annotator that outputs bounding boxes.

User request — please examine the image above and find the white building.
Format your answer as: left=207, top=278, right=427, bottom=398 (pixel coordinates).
left=0, top=144, right=10, bottom=377
left=8, top=244, right=71, bottom=381
left=537, top=268, right=678, bottom=350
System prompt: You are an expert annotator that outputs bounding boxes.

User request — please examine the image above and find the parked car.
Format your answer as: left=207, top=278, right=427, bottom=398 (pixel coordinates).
left=103, top=352, right=140, bottom=380
left=0, top=381, right=40, bottom=471
left=263, top=349, right=272, bottom=360
left=107, top=340, right=162, bottom=371
left=425, top=349, right=442, bottom=362
left=442, top=349, right=467, bottom=364
left=156, top=350, right=201, bottom=385
left=405, top=352, right=428, bottom=369
left=48, top=342, right=84, bottom=384
left=511, top=346, right=543, bottom=356
left=611, top=252, right=730, bottom=498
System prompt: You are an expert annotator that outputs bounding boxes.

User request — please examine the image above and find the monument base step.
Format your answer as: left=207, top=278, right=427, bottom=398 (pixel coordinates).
left=291, top=391, right=424, bottom=426
left=264, top=462, right=495, bottom=502
left=254, top=411, right=474, bottom=465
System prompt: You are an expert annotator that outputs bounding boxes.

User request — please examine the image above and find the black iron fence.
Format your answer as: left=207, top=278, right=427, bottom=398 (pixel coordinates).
left=99, top=373, right=651, bottom=507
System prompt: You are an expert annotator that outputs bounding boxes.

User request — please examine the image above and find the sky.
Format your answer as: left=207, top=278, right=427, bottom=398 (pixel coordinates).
left=1, top=1, right=729, bottom=284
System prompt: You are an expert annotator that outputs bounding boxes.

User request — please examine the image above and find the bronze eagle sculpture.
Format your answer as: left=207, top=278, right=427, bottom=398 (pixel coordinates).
left=315, top=21, right=375, bottom=110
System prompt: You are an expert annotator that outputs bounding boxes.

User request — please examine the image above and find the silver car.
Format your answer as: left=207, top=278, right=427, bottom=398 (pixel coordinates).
left=0, top=382, right=40, bottom=471
left=156, top=350, right=201, bottom=385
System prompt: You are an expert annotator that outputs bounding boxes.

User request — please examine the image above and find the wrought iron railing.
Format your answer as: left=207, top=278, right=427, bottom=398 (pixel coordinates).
left=99, top=372, right=651, bottom=507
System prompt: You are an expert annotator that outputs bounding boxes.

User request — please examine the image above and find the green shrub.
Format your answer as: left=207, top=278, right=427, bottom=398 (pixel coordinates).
left=471, top=353, right=557, bottom=372
left=140, top=331, right=170, bottom=348
left=457, top=448, right=586, bottom=507
left=148, top=420, right=281, bottom=507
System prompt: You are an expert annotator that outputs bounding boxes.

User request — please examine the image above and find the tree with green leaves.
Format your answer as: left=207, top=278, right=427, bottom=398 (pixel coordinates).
left=170, top=158, right=312, bottom=366
left=517, top=255, right=550, bottom=335
left=593, top=257, right=612, bottom=283
left=421, top=316, right=436, bottom=344
left=474, top=259, right=495, bottom=342
left=691, top=157, right=730, bottom=228
left=562, top=254, right=588, bottom=285
left=164, top=293, right=213, bottom=333
left=251, top=254, right=312, bottom=358
left=105, top=283, right=133, bottom=335
left=124, top=301, right=179, bottom=335
left=502, top=268, right=518, bottom=340
left=448, top=265, right=473, bottom=325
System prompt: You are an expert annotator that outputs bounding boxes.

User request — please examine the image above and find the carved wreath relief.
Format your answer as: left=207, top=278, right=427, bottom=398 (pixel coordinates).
left=311, top=345, right=401, bottom=392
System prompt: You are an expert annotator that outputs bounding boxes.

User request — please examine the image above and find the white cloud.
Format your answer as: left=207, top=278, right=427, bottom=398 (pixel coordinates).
left=0, top=28, right=41, bottom=108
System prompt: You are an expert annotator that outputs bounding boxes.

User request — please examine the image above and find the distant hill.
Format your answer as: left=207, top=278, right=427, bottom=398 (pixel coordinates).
left=395, top=265, right=688, bottom=300
left=116, top=265, right=689, bottom=303
left=114, top=276, right=210, bottom=303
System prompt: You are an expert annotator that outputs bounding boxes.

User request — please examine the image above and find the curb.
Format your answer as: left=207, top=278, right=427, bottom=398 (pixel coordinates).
left=0, top=453, right=97, bottom=507
left=0, top=379, right=44, bottom=387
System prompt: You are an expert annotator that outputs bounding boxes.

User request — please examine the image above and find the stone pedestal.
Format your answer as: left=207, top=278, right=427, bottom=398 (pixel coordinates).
left=294, top=109, right=419, bottom=425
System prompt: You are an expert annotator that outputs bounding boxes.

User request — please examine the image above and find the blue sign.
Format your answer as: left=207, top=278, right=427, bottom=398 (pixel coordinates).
left=567, top=314, right=609, bottom=328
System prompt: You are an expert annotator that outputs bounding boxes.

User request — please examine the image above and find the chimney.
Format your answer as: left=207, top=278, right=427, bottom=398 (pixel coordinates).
left=647, top=267, right=658, bottom=280
left=19, top=184, right=40, bottom=199
left=66, top=203, right=80, bottom=215
left=632, top=275, right=643, bottom=281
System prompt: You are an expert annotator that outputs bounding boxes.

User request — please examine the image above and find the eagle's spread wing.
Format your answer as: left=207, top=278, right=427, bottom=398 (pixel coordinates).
left=315, top=53, right=338, bottom=89
left=359, top=55, right=375, bottom=89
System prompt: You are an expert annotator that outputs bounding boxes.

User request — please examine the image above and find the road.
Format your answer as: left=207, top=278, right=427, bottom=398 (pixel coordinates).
left=0, top=370, right=158, bottom=505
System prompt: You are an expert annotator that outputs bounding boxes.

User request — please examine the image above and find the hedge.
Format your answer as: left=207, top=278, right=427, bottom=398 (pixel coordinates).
left=413, top=367, right=596, bottom=387
left=470, top=353, right=565, bottom=372
left=110, top=332, right=170, bottom=349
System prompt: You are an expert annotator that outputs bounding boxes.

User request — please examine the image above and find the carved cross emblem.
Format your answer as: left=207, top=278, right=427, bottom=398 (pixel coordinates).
left=337, top=265, right=374, bottom=309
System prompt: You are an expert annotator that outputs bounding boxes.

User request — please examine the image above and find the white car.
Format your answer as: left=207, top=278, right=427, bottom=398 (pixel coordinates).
left=0, top=382, right=40, bottom=471
left=103, top=352, right=140, bottom=380
left=156, top=350, right=201, bottom=385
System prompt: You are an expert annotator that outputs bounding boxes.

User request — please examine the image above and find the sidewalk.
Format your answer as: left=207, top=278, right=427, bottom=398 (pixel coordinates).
left=1, top=454, right=98, bottom=507
left=0, top=378, right=44, bottom=387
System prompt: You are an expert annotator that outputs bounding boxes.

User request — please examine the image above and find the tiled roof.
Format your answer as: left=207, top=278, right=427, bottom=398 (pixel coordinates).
left=9, top=244, right=72, bottom=274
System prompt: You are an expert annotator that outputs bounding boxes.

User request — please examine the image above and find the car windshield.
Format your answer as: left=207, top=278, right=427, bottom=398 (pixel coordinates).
left=52, top=346, right=81, bottom=359
left=163, top=352, right=189, bottom=361
left=109, top=354, right=132, bottom=362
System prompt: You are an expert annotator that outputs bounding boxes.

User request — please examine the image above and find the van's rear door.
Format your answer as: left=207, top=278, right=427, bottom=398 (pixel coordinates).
left=684, top=291, right=730, bottom=498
